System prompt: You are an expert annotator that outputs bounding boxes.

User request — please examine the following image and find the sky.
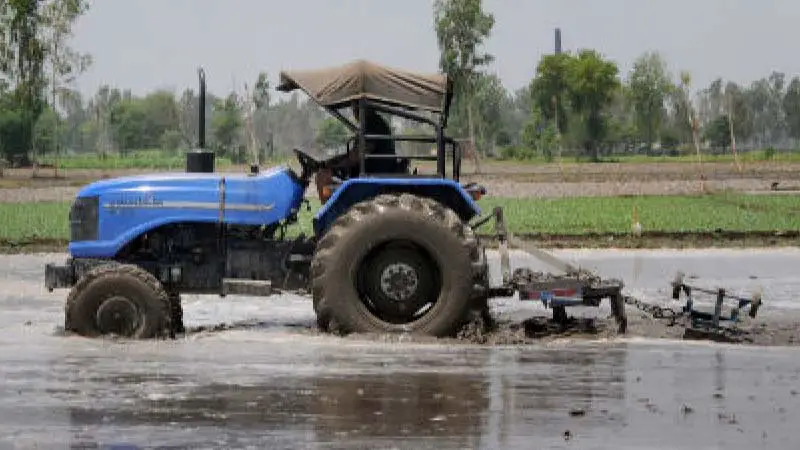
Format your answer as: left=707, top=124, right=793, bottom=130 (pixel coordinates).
left=68, top=0, right=800, bottom=99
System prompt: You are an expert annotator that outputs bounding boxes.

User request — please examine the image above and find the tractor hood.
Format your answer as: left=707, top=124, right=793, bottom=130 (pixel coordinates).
left=68, top=165, right=307, bottom=258
left=75, top=165, right=294, bottom=198
left=78, top=171, right=240, bottom=199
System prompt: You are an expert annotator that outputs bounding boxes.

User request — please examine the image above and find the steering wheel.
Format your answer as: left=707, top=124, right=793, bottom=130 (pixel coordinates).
left=293, top=147, right=354, bottom=182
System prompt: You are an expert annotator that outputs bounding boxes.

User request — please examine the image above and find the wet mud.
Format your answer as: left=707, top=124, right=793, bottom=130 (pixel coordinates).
left=2, top=249, right=800, bottom=449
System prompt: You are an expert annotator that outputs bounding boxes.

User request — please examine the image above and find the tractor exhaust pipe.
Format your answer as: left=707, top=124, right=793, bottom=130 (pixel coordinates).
left=187, top=67, right=215, bottom=173
left=198, top=67, right=206, bottom=149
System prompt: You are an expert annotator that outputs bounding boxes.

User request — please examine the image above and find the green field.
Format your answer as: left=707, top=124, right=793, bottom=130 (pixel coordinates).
left=481, top=195, right=800, bottom=234
left=35, top=149, right=293, bottom=171
left=38, top=150, right=236, bottom=170
left=33, top=147, right=800, bottom=170
left=2, top=194, right=797, bottom=245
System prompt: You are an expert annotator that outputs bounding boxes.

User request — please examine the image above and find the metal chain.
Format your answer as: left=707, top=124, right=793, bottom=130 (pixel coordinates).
left=510, top=267, right=687, bottom=325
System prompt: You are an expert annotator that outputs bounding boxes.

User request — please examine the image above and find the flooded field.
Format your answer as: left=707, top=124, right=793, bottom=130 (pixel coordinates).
left=1, top=249, right=799, bottom=449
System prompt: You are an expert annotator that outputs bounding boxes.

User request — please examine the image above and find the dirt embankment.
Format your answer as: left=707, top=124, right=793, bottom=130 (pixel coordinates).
left=2, top=161, right=799, bottom=203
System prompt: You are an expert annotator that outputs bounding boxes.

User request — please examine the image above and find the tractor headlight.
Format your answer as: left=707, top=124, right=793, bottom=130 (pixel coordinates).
left=69, top=195, right=99, bottom=242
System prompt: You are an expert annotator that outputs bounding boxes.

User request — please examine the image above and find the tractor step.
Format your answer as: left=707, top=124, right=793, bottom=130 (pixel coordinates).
left=221, top=278, right=273, bottom=297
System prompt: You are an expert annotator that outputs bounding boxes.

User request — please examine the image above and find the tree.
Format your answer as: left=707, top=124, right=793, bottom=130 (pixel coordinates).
left=628, top=51, right=673, bottom=149
left=252, top=71, right=270, bottom=110
left=0, top=0, right=90, bottom=161
left=433, top=0, right=495, bottom=162
left=211, top=92, right=243, bottom=159
left=783, top=77, right=800, bottom=143
left=40, top=0, right=92, bottom=171
left=565, top=49, right=621, bottom=161
left=315, top=117, right=349, bottom=148
left=529, top=53, right=572, bottom=135
left=698, top=78, right=724, bottom=127
left=520, top=107, right=558, bottom=161
left=250, top=71, right=272, bottom=158
left=470, top=72, right=505, bottom=152
left=704, top=115, right=732, bottom=151
left=723, top=81, right=752, bottom=142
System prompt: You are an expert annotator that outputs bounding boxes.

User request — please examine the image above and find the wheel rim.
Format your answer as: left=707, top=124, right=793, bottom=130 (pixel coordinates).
left=357, top=241, right=442, bottom=324
left=379, top=262, right=420, bottom=303
left=95, top=296, right=141, bottom=336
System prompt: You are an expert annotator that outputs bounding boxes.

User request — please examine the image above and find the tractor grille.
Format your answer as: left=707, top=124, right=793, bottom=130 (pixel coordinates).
left=69, top=196, right=99, bottom=242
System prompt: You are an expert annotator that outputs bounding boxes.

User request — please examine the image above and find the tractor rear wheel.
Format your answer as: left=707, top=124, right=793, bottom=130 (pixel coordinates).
left=65, top=263, right=172, bottom=339
left=311, top=193, right=486, bottom=337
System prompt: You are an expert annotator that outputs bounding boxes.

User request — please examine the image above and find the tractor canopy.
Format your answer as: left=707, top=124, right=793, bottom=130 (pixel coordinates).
left=277, top=59, right=453, bottom=120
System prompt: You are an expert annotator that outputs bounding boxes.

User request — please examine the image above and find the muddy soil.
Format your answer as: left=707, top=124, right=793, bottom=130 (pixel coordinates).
left=2, top=161, right=798, bottom=202
left=2, top=250, right=800, bottom=448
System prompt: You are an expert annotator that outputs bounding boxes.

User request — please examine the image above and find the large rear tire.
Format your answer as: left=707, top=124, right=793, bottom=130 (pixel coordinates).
left=65, top=263, right=172, bottom=339
left=311, top=193, right=486, bottom=337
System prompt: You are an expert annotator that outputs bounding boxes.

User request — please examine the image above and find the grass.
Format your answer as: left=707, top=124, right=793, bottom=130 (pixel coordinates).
left=0, top=202, right=71, bottom=241
left=2, top=194, right=798, bottom=245
left=476, top=194, right=800, bottom=234
left=38, top=149, right=235, bottom=170
left=35, top=149, right=293, bottom=170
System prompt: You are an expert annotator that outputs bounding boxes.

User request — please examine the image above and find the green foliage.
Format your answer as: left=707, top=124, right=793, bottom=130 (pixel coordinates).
left=783, top=77, right=800, bottom=141
left=724, top=81, right=752, bottom=141
left=252, top=71, right=270, bottom=110
left=434, top=0, right=495, bottom=92
left=627, top=51, right=673, bottom=148
left=565, top=50, right=621, bottom=160
left=704, top=115, right=732, bottom=150
left=0, top=0, right=91, bottom=159
left=211, top=92, right=243, bottom=156
left=660, top=129, right=680, bottom=150
left=315, top=117, right=349, bottom=148
left=32, top=106, right=61, bottom=155
left=469, top=73, right=506, bottom=151
left=527, top=50, right=620, bottom=160
left=108, top=90, right=180, bottom=154
left=520, top=108, right=558, bottom=161
left=433, top=0, right=496, bottom=151
left=0, top=95, right=26, bottom=157
left=529, top=53, right=573, bottom=134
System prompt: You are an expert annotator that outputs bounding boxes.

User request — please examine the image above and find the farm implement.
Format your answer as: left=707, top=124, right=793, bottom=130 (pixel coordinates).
left=668, top=272, right=763, bottom=341
left=42, top=60, right=756, bottom=342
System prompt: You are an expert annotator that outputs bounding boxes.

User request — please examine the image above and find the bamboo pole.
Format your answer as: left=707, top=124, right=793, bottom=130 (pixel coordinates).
left=727, top=92, right=743, bottom=173
left=682, top=72, right=705, bottom=192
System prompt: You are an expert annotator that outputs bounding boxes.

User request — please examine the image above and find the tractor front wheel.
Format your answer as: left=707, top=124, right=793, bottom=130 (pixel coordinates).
left=65, top=263, right=172, bottom=339
left=311, top=194, right=484, bottom=337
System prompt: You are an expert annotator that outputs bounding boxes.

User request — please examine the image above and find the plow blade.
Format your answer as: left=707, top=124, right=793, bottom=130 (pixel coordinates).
left=510, top=268, right=628, bottom=333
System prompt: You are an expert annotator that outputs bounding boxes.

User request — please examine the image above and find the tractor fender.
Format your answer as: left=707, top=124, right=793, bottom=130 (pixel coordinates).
left=313, top=178, right=481, bottom=236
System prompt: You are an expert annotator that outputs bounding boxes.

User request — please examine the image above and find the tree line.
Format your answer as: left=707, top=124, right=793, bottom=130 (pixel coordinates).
left=2, top=0, right=799, bottom=167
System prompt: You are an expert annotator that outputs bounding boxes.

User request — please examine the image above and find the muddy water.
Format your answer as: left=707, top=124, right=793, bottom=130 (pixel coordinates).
left=1, top=250, right=800, bottom=449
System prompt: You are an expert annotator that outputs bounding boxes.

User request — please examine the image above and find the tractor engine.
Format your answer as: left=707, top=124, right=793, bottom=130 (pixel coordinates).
left=115, top=222, right=311, bottom=293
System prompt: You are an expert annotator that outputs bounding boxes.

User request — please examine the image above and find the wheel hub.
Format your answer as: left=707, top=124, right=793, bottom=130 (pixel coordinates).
left=379, top=262, right=419, bottom=302
left=95, top=296, right=140, bottom=336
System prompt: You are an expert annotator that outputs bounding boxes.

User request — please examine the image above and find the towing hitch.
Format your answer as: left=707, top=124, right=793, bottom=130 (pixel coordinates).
left=670, top=272, right=763, bottom=339
left=473, top=207, right=766, bottom=341
left=476, top=207, right=628, bottom=334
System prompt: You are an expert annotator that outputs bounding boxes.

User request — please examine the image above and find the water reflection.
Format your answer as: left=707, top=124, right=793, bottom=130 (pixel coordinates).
left=60, top=343, right=630, bottom=448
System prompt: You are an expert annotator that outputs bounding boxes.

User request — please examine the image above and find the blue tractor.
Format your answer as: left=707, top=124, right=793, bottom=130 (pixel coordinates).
left=44, top=60, right=628, bottom=339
